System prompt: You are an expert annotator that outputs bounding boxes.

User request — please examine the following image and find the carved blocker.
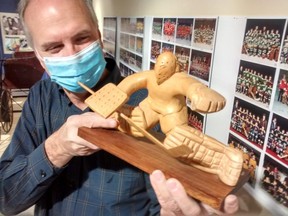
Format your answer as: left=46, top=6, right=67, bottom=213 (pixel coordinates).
left=78, top=82, right=128, bottom=118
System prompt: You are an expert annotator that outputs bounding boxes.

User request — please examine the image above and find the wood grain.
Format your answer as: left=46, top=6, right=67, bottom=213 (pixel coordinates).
left=78, top=127, right=249, bottom=210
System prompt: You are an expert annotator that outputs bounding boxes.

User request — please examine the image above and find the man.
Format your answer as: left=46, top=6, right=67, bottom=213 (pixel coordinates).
left=0, top=0, right=238, bottom=215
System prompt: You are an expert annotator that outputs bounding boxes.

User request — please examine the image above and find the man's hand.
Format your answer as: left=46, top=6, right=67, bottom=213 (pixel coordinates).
left=45, top=112, right=118, bottom=167
left=150, top=170, right=239, bottom=216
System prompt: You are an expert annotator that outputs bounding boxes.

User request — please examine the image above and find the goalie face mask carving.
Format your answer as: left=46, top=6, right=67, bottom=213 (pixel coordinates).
left=154, top=52, right=177, bottom=85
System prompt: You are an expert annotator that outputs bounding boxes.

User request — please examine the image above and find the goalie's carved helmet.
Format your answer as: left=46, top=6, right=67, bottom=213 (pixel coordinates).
left=154, top=52, right=178, bottom=85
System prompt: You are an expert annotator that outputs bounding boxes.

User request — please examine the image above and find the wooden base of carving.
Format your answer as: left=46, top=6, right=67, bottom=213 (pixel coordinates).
left=78, top=127, right=249, bottom=210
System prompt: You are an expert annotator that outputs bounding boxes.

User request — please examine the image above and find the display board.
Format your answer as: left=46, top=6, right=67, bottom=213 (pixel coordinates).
left=109, top=16, right=288, bottom=215
left=0, top=12, right=32, bottom=54
left=150, top=17, right=217, bottom=84
left=229, top=18, right=288, bottom=215
left=147, top=17, right=219, bottom=132
left=117, top=17, right=145, bottom=77
left=102, top=17, right=117, bottom=59
left=206, top=16, right=288, bottom=215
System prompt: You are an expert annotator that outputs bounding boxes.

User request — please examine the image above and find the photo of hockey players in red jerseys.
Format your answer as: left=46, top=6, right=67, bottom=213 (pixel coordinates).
left=175, top=18, right=193, bottom=46
left=189, top=49, right=212, bottom=82
left=163, top=18, right=176, bottom=42
left=273, top=70, right=288, bottom=118
left=187, top=108, right=204, bottom=132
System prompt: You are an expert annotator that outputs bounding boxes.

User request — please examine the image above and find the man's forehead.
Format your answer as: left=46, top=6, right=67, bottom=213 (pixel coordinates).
left=24, top=0, right=88, bottom=22
left=24, top=1, right=97, bottom=40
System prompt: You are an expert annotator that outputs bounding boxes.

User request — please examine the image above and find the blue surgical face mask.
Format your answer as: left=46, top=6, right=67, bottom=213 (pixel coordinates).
left=39, top=40, right=106, bottom=93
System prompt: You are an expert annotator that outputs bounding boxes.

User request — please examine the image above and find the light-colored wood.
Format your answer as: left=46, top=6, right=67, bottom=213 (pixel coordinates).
left=119, top=113, right=164, bottom=147
left=119, top=113, right=193, bottom=157
left=78, top=81, right=95, bottom=94
left=78, top=52, right=244, bottom=187
left=79, top=82, right=128, bottom=118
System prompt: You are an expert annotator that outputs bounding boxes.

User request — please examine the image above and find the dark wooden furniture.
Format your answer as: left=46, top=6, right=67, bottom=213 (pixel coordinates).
left=3, top=51, right=45, bottom=89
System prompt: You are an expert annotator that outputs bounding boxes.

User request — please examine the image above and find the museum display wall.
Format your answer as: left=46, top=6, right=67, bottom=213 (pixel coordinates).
left=95, top=0, right=288, bottom=215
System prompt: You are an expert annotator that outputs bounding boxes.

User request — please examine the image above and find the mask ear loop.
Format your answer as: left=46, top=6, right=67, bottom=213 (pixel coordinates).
left=34, top=49, right=50, bottom=75
left=34, top=48, right=44, bottom=61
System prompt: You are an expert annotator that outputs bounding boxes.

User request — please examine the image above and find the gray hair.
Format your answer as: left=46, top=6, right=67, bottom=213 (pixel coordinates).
left=17, top=0, right=98, bottom=48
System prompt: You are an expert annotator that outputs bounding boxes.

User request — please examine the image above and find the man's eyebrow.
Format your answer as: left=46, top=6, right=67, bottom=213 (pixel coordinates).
left=71, top=30, right=93, bottom=39
left=40, top=30, right=95, bottom=50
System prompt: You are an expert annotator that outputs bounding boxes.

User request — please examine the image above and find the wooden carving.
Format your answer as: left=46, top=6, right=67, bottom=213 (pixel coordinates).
left=79, top=52, right=243, bottom=187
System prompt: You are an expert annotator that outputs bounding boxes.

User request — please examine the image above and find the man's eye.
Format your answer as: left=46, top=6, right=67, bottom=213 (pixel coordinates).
left=76, top=36, right=90, bottom=44
left=47, top=45, right=63, bottom=54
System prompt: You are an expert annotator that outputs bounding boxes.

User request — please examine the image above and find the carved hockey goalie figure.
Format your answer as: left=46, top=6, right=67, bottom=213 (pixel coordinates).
left=81, top=52, right=243, bottom=187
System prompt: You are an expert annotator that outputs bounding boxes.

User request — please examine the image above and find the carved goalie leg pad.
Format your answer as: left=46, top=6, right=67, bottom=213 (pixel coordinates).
left=163, top=125, right=243, bottom=186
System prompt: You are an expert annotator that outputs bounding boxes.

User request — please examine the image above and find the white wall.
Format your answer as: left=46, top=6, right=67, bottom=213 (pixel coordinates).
left=94, top=0, right=288, bottom=19
left=205, top=17, right=246, bottom=143
left=94, top=0, right=288, bottom=48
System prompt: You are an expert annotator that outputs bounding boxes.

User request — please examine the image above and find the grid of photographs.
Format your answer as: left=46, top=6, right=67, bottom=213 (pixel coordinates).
left=119, top=17, right=145, bottom=76
left=103, top=17, right=117, bottom=59
left=0, top=12, right=32, bottom=54
left=230, top=18, right=288, bottom=211
left=150, top=17, right=217, bottom=85
left=150, top=17, right=218, bottom=132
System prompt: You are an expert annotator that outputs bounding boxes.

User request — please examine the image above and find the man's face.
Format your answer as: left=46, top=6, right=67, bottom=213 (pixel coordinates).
left=24, top=0, right=99, bottom=58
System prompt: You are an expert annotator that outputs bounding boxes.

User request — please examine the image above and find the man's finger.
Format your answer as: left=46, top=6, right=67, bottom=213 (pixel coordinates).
left=223, top=194, right=239, bottom=214
left=73, top=112, right=118, bottom=128
left=166, top=178, right=202, bottom=216
left=150, top=170, right=171, bottom=200
left=150, top=170, right=183, bottom=214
